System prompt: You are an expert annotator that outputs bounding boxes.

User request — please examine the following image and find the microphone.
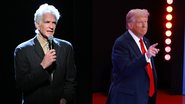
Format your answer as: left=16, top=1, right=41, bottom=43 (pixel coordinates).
left=47, top=35, right=56, bottom=81
left=48, top=35, right=54, bottom=50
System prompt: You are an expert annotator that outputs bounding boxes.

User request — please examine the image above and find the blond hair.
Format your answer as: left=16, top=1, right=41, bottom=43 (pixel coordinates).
left=126, top=9, right=149, bottom=29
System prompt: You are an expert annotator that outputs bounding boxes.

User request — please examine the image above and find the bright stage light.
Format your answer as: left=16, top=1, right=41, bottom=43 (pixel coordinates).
left=166, top=6, right=173, bottom=13
left=164, top=54, right=171, bottom=61
left=167, top=0, right=173, bottom=4
left=166, top=14, right=173, bottom=21
left=165, top=46, right=171, bottom=53
left=166, top=22, right=172, bottom=29
left=165, top=38, right=171, bottom=45
left=165, top=30, right=172, bottom=37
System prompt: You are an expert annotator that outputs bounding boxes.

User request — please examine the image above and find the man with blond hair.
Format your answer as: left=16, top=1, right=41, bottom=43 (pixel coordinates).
left=106, top=9, right=159, bottom=104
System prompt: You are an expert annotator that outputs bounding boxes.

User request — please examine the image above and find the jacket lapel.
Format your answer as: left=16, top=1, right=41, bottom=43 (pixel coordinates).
left=143, top=38, right=150, bottom=49
left=53, top=39, right=60, bottom=62
left=126, top=32, right=142, bottom=57
left=33, top=37, right=45, bottom=59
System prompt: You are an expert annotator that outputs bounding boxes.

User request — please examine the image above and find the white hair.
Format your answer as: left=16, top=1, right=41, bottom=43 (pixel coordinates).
left=34, top=3, right=61, bottom=33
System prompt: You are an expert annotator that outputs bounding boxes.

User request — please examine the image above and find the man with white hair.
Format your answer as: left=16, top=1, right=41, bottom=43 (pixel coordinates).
left=14, top=3, right=77, bottom=104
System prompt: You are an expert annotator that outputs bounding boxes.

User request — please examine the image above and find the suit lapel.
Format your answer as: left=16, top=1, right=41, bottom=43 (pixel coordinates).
left=125, top=32, right=142, bottom=57
left=53, top=39, right=60, bottom=62
left=143, top=38, right=150, bottom=49
left=33, top=37, right=45, bottom=59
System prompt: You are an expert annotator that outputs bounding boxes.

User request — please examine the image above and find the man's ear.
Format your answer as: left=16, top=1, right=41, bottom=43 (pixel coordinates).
left=35, top=23, right=40, bottom=30
left=127, top=23, right=133, bottom=29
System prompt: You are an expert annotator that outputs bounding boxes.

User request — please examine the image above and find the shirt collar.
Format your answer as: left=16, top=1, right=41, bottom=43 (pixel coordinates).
left=37, top=34, right=48, bottom=48
left=128, top=29, right=141, bottom=44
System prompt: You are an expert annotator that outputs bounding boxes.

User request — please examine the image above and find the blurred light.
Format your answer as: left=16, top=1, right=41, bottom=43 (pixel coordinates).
left=166, top=6, right=173, bottom=12
left=165, top=38, right=171, bottom=45
left=165, top=30, right=172, bottom=37
left=164, top=54, right=171, bottom=61
left=164, top=0, right=173, bottom=61
left=167, top=0, right=173, bottom=4
left=165, top=46, right=171, bottom=53
left=166, top=14, right=173, bottom=21
left=166, top=22, right=172, bottom=29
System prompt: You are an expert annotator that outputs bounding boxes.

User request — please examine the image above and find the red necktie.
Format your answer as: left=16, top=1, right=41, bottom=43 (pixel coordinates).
left=139, top=38, right=155, bottom=97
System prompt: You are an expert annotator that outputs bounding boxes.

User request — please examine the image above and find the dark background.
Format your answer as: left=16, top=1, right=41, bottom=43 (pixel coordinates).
left=1, top=0, right=185, bottom=104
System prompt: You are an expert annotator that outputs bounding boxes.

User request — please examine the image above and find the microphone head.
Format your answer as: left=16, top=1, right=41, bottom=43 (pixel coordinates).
left=48, top=35, right=54, bottom=49
left=48, top=35, right=54, bottom=42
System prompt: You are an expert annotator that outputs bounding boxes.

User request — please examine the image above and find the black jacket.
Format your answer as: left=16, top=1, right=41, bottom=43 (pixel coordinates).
left=14, top=36, right=77, bottom=104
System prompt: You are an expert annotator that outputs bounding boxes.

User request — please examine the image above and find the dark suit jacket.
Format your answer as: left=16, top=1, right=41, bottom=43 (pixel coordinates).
left=106, top=31, right=157, bottom=104
left=14, top=36, right=77, bottom=104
